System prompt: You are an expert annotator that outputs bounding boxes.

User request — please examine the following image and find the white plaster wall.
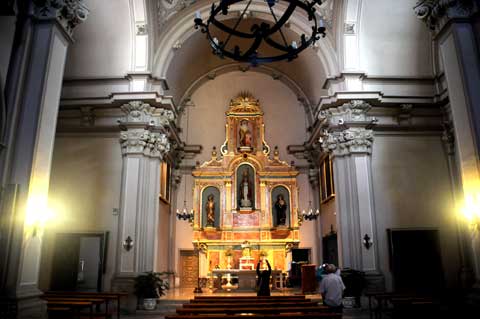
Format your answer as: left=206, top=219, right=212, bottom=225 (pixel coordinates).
left=359, top=0, right=433, bottom=76
left=372, top=134, right=459, bottom=290
left=40, top=137, right=122, bottom=290
left=64, top=0, right=132, bottom=77
left=0, top=16, right=15, bottom=89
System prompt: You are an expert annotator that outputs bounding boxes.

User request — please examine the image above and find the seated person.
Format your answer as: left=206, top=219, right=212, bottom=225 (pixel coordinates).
left=256, top=260, right=272, bottom=296
left=319, top=264, right=345, bottom=312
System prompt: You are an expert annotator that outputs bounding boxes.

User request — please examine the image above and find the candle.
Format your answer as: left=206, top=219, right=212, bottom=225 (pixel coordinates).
left=291, top=41, right=298, bottom=49
left=319, top=19, right=325, bottom=28
left=213, top=37, right=219, bottom=45
left=195, top=11, right=201, bottom=19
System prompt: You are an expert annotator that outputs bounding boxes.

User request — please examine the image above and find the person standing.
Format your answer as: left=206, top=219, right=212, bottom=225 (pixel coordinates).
left=256, top=260, right=272, bottom=296
left=319, top=264, right=345, bottom=312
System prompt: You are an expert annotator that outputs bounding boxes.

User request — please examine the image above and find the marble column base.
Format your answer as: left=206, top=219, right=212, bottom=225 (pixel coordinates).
left=111, top=275, right=137, bottom=313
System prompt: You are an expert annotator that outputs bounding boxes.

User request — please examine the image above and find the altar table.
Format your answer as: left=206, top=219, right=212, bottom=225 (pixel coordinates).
left=211, top=269, right=283, bottom=291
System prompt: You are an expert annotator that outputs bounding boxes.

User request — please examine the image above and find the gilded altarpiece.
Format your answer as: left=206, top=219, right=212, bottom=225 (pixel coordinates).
left=192, top=93, right=300, bottom=276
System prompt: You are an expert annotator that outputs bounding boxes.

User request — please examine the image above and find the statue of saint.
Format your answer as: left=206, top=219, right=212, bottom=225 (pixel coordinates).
left=240, top=170, right=252, bottom=208
left=239, top=120, right=252, bottom=147
left=275, top=194, right=287, bottom=226
left=206, top=194, right=215, bottom=227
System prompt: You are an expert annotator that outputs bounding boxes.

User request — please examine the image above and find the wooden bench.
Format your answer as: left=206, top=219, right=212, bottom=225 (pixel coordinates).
left=45, top=291, right=127, bottom=319
left=45, top=300, right=94, bottom=319
left=189, top=298, right=310, bottom=303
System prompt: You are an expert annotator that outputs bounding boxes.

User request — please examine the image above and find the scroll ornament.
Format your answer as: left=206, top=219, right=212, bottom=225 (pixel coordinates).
left=33, top=0, right=89, bottom=35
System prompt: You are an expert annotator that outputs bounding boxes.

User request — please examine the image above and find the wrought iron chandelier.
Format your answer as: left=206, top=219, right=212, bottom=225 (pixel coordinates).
left=194, top=0, right=326, bottom=65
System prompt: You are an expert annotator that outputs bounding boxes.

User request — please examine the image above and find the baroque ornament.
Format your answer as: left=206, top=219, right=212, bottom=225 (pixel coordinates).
left=322, top=128, right=374, bottom=156
left=120, top=129, right=170, bottom=158
left=33, top=0, right=89, bottom=35
left=414, top=0, right=474, bottom=30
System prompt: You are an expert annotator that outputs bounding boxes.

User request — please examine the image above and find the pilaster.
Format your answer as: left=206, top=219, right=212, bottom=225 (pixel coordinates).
left=415, top=0, right=480, bottom=288
left=112, top=101, right=173, bottom=310
left=321, top=100, right=384, bottom=291
left=0, top=1, right=88, bottom=318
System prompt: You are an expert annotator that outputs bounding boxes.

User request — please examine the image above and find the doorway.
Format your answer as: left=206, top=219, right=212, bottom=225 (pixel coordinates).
left=387, top=228, right=444, bottom=293
left=179, top=250, right=199, bottom=288
left=50, top=232, right=108, bottom=291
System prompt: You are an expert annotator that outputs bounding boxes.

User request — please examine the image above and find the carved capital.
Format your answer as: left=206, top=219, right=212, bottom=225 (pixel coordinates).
left=322, top=128, right=374, bottom=156
left=157, top=108, right=175, bottom=127
left=121, top=101, right=155, bottom=124
left=33, top=0, right=89, bottom=35
left=414, top=0, right=475, bottom=30
left=120, top=129, right=171, bottom=158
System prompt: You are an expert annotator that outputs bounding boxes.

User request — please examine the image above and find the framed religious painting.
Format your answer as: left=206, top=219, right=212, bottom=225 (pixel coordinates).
left=159, top=161, right=171, bottom=203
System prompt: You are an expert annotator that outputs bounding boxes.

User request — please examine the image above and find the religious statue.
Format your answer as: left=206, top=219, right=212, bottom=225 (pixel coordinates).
left=240, top=170, right=252, bottom=208
left=241, top=241, right=252, bottom=257
left=239, top=120, right=253, bottom=147
left=275, top=194, right=287, bottom=226
left=206, top=194, right=215, bottom=227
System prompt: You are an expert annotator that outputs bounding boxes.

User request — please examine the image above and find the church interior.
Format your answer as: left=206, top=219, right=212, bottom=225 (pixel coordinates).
left=1, top=0, right=480, bottom=318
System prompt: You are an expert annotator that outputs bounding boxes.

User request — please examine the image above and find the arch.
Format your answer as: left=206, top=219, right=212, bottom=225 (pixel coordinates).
left=152, top=0, right=339, bottom=109
left=236, top=163, right=257, bottom=210
left=200, top=185, right=221, bottom=228
left=152, top=0, right=341, bottom=99
left=271, top=185, right=292, bottom=227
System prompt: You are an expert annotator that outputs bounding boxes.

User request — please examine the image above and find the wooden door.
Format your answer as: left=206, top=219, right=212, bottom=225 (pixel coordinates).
left=179, top=250, right=198, bottom=288
left=50, top=234, right=80, bottom=291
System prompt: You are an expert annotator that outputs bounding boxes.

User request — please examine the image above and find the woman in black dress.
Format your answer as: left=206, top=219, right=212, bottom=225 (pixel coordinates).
left=256, top=260, right=272, bottom=296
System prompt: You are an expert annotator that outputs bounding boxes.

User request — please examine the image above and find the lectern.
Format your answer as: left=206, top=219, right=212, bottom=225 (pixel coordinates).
left=301, top=264, right=317, bottom=294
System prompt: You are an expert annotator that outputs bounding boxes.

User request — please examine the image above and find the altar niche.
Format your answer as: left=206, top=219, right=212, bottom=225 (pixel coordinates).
left=201, top=186, right=221, bottom=228
left=236, top=164, right=255, bottom=211
left=271, top=186, right=290, bottom=227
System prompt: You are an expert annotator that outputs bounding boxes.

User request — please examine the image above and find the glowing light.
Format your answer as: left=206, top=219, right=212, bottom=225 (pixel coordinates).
left=460, top=192, right=480, bottom=231
left=25, top=194, right=56, bottom=234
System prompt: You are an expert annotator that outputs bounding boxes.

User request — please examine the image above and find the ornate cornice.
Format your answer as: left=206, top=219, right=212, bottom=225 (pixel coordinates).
left=319, top=100, right=372, bottom=125
left=413, top=0, right=475, bottom=30
left=121, top=101, right=175, bottom=127
left=33, top=0, right=89, bottom=35
left=322, top=127, right=374, bottom=156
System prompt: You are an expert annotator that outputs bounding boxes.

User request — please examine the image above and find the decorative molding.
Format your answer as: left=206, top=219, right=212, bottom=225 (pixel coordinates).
left=121, top=101, right=155, bottom=123
left=322, top=127, right=374, bottom=156
left=319, top=100, right=372, bottom=125
left=413, top=0, right=475, bottom=30
left=120, top=129, right=170, bottom=158
left=33, top=0, right=89, bottom=35
left=80, top=106, right=95, bottom=127
left=344, top=22, right=356, bottom=34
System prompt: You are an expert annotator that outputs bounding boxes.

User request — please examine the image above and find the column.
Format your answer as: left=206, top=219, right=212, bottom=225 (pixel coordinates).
left=112, top=102, right=172, bottom=308
left=321, top=100, right=384, bottom=290
left=0, top=2, right=88, bottom=318
left=415, top=0, right=480, bottom=289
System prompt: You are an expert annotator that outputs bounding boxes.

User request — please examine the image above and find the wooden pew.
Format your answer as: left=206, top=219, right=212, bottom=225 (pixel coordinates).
left=44, top=297, right=111, bottom=319
left=45, top=300, right=94, bottom=319
left=45, top=291, right=127, bottom=319
left=194, top=295, right=307, bottom=300
left=189, top=297, right=310, bottom=303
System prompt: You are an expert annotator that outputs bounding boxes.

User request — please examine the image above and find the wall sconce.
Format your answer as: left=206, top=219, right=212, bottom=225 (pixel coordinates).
left=123, top=236, right=134, bottom=251
left=363, top=234, right=373, bottom=250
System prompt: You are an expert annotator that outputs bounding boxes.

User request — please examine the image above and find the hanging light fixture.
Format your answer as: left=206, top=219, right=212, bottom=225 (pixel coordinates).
left=193, top=0, right=326, bottom=65
left=176, top=107, right=194, bottom=225
left=301, top=200, right=320, bottom=221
